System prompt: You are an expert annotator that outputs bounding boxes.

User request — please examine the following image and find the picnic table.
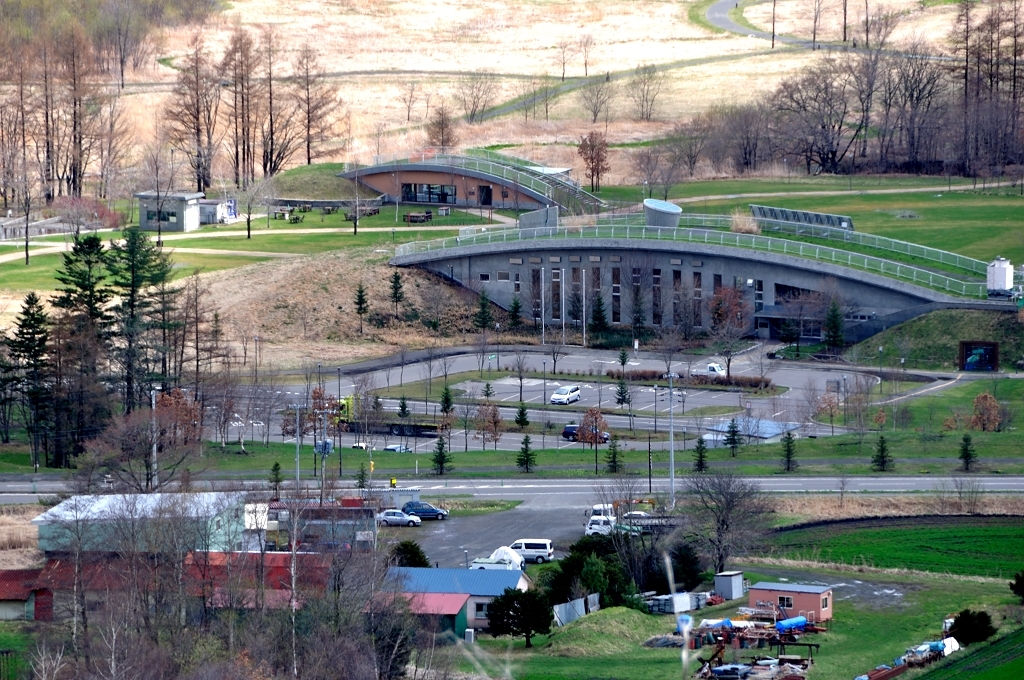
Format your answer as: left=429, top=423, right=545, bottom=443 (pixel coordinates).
left=322, top=206, right=338, bottom=215
left=403, top=210, right=433, bottom=224
left=288, top=214, right=305, bottom=224
left=272, top=209, right=291, bottom=220
left=346, top=206, right=380, bottom=221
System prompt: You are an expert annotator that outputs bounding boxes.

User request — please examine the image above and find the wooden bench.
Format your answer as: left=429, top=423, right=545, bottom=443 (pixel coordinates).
left=345, top=206, right=380, bottom=221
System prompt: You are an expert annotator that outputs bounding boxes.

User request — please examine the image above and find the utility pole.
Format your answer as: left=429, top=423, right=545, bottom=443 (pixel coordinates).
left=295, top=405, right=301, bottom=491
left=541, top=267, right=546, bottom=345
left=668, top=374, right=675, bottom=507
left=150, top=389, right=159, bottom=491
left=582, top=269, right=587, bottom=348
left=648, top=431, right=652, bottom=493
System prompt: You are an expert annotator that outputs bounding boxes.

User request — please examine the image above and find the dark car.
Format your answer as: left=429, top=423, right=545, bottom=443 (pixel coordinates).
left=561, top=425, right=610, bottom=443
left=401, top=501, right=449, bottom=520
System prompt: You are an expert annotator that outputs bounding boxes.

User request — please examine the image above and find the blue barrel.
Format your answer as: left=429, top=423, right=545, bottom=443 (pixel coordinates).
left=775, top=616, right=807, bottom=634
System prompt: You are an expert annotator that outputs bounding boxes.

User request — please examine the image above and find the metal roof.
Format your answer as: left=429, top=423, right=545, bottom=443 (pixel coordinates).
left=749, top=582, right=832, bottom=594
left=406, top=592, right=470, bottom=615
left=387, top=567, right=525, bottom=597
left=706, top=417, right=801, bottom=439
left=0, top=568, right=43, bottom=601
left=32, top=492, right=243, bottom=525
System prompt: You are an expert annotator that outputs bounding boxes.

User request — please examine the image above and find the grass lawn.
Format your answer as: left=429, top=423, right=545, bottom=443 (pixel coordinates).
left=467, top=568, right=1018, bottom=680
left=162, top=227, right=459, bottom=254
left=255, top=163, right=375, bottom=201
left=766, top=516, right=1024, bottom=578
left=917, top=627, right=1024, bottom=680
left=692, top=189, right=1024, bottom=263
left=0, top=622, right=33, bottom=678
left=848, top=309, right=1024, bottom=371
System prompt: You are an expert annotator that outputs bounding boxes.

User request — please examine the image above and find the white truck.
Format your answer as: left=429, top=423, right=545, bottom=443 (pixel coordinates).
left=691, top=362, right=727, bottom=378
left=470, top=546, right=525, bottom=570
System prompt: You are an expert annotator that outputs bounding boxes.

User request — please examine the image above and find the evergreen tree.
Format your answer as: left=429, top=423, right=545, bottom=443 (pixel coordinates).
left=780, top=431, right=798, bottom=472
left=7, top=293, right=50, bottom=471
left=354, top=462, right=368, bottom=488
left=1010, top=570, right=1024, bottom=603
left=389, top=271, right=404, bottom=318
left=516, top=434, right=536, bottom=473
left=614, top=379, right=631, bottom=409
left=605, top=436, right=622, bottom=473
left=515, top=402, right=530, bottom=430
left=482, top=382, right=494, bottom=400
left=588, top=294, right=609, bottom=334
left=692, top=435, right=709, bottom=472
left=778, top=319, right=800, bottom=355
left=487, top=587, right=552, bottom=648
left=618, top=348, right=629, bottom=373
left=473, top=289, right=494, bottom=331
left=823, top=298, right=844, bottom=353
left=872, top=434, right=893, bottom=471
left=508, top=296, right=523, bottom=329
left=723, top=418, right=742, bottom=457
left=390, top=540, right=431, bottom=568
left=439, top=385, right=454, bottom=414
left=398, top=395, right=410, bottom=419
left=106, top=227, right=173, bottom=412
left=959, top=433, right=977, bottom=472
left=269, top=462, right=283, bottom=499
left=354, top=282, right=369, bottom=334
left=580, top=553, right=608, bottom=596
left=431, top=436, right=452, bottom=475
left=53, top=233, right=111, bottom=324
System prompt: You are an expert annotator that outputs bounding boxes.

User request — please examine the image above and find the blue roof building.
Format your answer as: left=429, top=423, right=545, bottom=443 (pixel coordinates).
left=386, top=567, right=530, bottom=630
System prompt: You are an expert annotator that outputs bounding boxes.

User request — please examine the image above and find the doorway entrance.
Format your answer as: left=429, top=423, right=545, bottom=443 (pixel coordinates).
left=477, top=185, right=493, bottom=206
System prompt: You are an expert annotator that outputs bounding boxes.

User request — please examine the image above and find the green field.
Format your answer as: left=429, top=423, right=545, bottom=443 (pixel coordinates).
left=916, top=627, right=1024, bottom=680
left=768, top=516, right=1024, bottom=578
left=468, top=568, right=1017, bottom=680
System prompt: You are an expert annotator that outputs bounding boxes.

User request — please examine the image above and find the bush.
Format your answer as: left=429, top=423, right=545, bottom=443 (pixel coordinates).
left=949, top=609, right=996, bottom=645
left=604, top=369, right=771, bottom=389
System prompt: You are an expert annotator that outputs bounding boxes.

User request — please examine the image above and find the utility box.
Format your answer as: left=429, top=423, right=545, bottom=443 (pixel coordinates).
left=464, top=629, right=475, bottom=644
left=715, top=571, right=745, bottom=600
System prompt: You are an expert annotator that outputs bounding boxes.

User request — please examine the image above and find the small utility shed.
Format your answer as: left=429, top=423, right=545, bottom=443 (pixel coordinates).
left=136, top=190, right=203, bottom=233
left=714, top=571, right=744, bottom=600
left=748, top=582, right=833, bottom=622
left=386, top=567, right=529, bottom=630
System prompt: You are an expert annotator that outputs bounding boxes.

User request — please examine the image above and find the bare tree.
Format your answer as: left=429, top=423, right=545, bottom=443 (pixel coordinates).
left=292, top=42, right=339, bottom=165
left=811, top=0, right=827, bottom=49
left=454, top=72, right=497, bottom=124
left=234, top=175, right=274, bottom=239
left=752, top=344, right=780, bottom=391
left=538, top=77, right=558, bottom=121
left=670, top=114, right=712, bottom=178
left=547, top=342, right=569, bottom=374
left=626, top=64, right=663, bottom=122
left=555, top=40, right=577, bottom=81
left=631, top=146, right=661, bottom=197
left=579, top=80, right=614, bottom=124
left=578, top=131, right=610, bottom=191
left=577, top=34, right=596, bottom=76
left=511, top=351, right=530, bottom=401
left=801, top=377, right=822, bottom=435
left=166, top=32, right=221, bottom=191
left=475, top=403, right=504, bottom=450
left=400, top=81, right=420, bottom=122
left=707, top=286, right=754, bottom=379
left=679, top=471, right=770, bottom=572
left=457, top=391, right=477, bottom=452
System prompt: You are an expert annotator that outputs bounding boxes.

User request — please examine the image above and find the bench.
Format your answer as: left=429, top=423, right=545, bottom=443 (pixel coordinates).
left=344, top=206, right=380, bottom=221
left=272, top=209, right=291, bottom=220
left=288, top=214, right=305, bottom=224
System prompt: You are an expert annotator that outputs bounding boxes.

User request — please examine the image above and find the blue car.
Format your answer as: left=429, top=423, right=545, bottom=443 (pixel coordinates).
left=402, top=501, right=449, bottom=520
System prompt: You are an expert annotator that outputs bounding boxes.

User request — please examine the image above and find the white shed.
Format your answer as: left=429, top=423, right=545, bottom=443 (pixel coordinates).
left=987, top=257, right=1013, bottom=292
left=714, top=570, right=745, bottom=600
left=136, top=190, right=203, bottom=233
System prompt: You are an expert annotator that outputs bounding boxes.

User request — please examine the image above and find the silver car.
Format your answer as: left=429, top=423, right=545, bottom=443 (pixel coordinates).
left=376, top=510, right=422, bottom=527
left=550, top=385, right=581, bottom=404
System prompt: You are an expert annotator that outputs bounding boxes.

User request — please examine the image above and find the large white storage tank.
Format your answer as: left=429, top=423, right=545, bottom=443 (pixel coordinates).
left=643, top=198, right=682, bottom=228
left=987, top=257, right=1013, bottom=292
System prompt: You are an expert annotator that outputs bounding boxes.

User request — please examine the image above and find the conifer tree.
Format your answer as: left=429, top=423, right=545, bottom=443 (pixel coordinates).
left=872, top=434, right=893, bottom=471
left=398, top=395, right=410, bottom=419
left=959, top=433, right=976, bottom=472
left=389, top=271, right=404, bottom=318
left=440, top=385, right=454, bottom=414
left=432, top=436, right=452, bottom=475
left=54, top=233, right=111, bottom=324
left=823, top=298, right=845, bottom=353
left=508, top=296, right=523, bottom=329
left=515, top=402, right=530, bottom=430
left=723, top=418, right=742, bottom=457
left=473, top=290, right=494, bottom=331
left=588, top=294, right=609, bottom=334
left=780, top=431, right=798, bottom=472
left=354, top=282, right=369, bottom=333
left=692, top=435, right=709, bottom=472
left=8, top=293, right=50, bottom=471
left=516, top=434, right=536, bottom=473
left=605, top=436, right=622, bottom=473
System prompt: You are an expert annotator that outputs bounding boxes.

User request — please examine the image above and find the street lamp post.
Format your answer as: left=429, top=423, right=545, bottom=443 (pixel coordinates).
left=542, top=359, right=547, bottom=405
left=878, top=346, right=884, bottom=394
left=652, top=384, right=658, bottom=433
left=842, top=374, right=848, bottom=425
left=495, top=323, right=501, bottom=370
left=668, top=374, right=675, bottom=507
left=150, top=388, right=160, bottom=491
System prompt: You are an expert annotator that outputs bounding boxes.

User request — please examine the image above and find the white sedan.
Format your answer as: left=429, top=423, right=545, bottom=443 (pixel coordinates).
left=376, top=510, right=422, bottom=527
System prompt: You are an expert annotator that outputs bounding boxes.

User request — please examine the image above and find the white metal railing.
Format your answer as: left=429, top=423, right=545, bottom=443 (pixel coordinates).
left=393, top=224, right=987, bottom=298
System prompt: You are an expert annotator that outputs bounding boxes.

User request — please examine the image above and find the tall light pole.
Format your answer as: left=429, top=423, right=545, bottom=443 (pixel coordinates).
left=542, top=359, right=547, bottom=405
left=878, top=346, right=884, bottom=394
left=652, top=384, right=658, bottom=433
left=842, top=374, right=848, bottom=425
left=668, top=374, right=675, bottom=507
left=294, top=404, right=302, bottom=490
left=150, top=388, right=160, bottom=491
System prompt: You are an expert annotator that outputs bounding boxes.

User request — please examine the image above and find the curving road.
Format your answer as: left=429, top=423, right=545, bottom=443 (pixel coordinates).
left=706, top=0, right=814, bottom=48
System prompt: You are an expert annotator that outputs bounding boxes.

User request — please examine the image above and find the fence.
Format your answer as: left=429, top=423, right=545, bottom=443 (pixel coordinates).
left=394, top=224, right=987, bottom=298
left=552, top=594, right=600, bottom=627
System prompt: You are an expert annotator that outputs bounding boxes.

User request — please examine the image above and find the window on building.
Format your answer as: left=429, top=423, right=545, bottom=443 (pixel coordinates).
left=475, top=602, right=489, bottom=618
left=778, top=596, right=794, bottom=609
left=479, top=273, right=490, bottom=282
left=672, top=270, right=682, bottom=325
left=652, top=268, right=662, bottom=325
left=571, top=268, right=582, bottom=324
left=551, top=269, right=561, bottom=320
left=531, top=269, right=541, bottom=320
left=514, top=272, right=521, bottom=294
left=821, top=596, right=829, bottom=610
left=497, top=271, right=510, bottom=281
left=401, top=183, right=456, bottom=204
left=611, top=268, right=621, bottom=323
left=754, top=279, right=764, bottom=312
left=146, top=210, right=178, bottom=223
left=713, top=273, right=722, bottom=292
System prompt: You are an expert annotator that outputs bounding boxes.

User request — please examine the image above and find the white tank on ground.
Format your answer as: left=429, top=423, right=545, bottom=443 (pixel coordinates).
left=643, top=198, right=682, bottom=228
left=987, top=257, right=1013, bottom=292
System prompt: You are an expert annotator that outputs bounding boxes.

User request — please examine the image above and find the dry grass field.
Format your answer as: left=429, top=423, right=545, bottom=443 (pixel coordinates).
left=0, top=505, right=42, bottom=570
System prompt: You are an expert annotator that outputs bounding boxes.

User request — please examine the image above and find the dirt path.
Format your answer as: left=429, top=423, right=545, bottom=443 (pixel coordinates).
left=671, top=180, right=1007, bottom=206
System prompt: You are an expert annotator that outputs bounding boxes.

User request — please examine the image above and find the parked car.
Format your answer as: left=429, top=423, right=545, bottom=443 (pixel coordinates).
left=401, top=501, right=449, bottom=520
left=352, top=442, right=373, bottom=450
left=549, top=385, right=581, bottom=404
left=509, top=539, right=554, bottom=564
left=376, top=509, right=421, bottom=527
left=585, top=516, right=641, bottom=537
left=561, top=425, right=610, bottom=443
left=691, top=363, right=727, bottom=378
left=383, top=444, right=412, bottom=453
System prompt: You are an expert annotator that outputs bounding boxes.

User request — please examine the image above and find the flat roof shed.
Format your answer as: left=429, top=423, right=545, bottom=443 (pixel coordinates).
left=748, top=582, right=834, bottom=622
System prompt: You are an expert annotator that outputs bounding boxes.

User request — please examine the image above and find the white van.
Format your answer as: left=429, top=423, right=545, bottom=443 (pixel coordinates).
left=585, top=517, right=615, bottom=536
left=590, top=504, right=615, bottom=518
left=509, top=539, right=554, bottom=564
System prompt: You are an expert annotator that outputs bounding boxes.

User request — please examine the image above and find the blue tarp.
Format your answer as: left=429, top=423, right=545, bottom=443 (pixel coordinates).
left=775, top=616, right=807, bottom=634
